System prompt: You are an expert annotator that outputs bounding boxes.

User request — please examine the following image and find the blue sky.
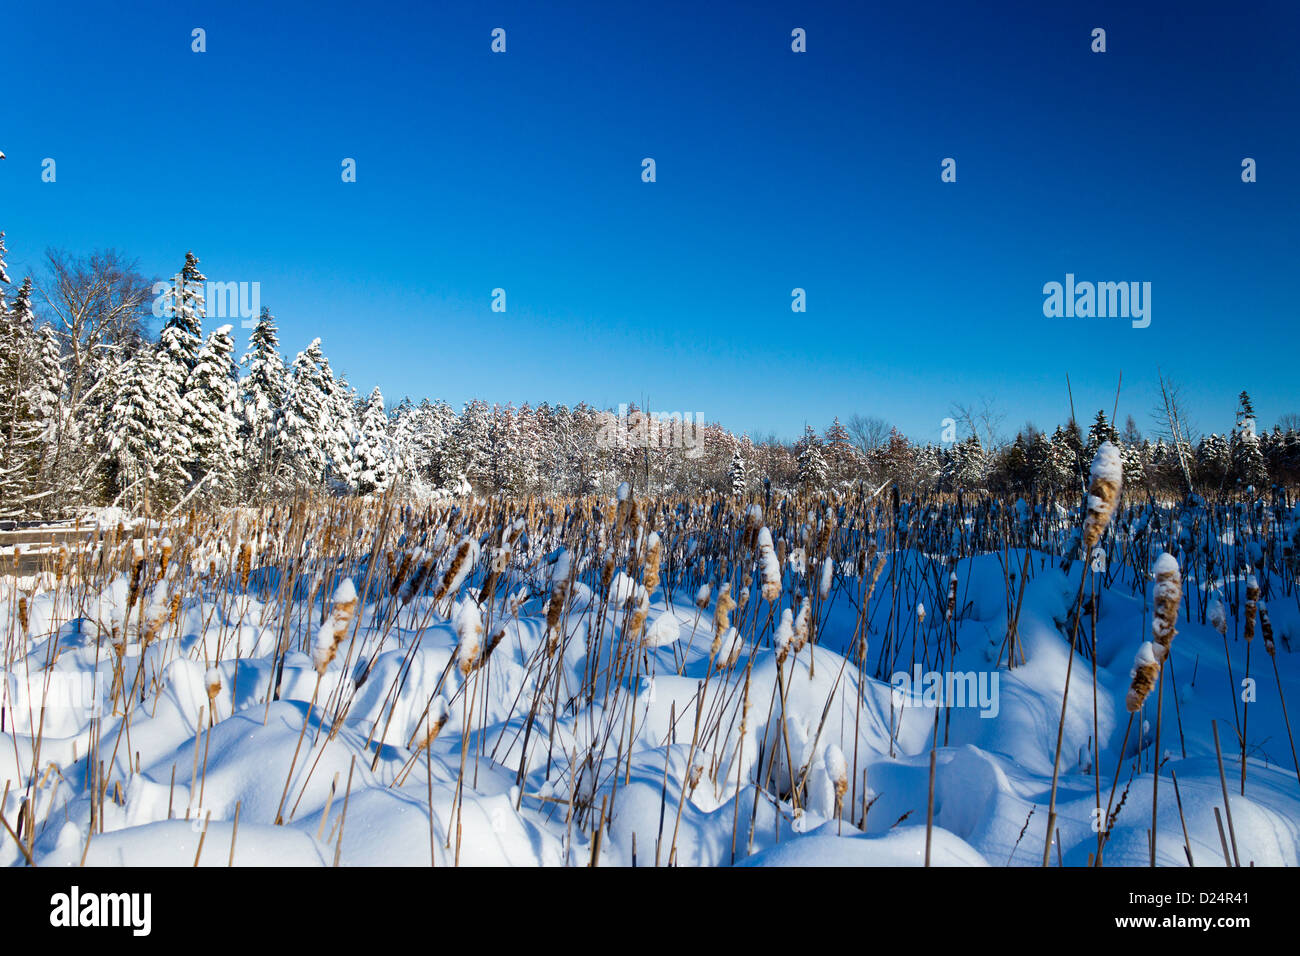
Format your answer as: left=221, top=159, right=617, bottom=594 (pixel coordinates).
left=3, top=0, right=1297, bottom=443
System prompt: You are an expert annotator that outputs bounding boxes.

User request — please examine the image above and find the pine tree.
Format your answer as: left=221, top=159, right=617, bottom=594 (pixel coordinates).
left=185, top=324, right=242, bottom=498
left=281, top=339, right=330, bottom=485
left=728, top=446, right=747, bottom=496
left=153, top=252, right=207, bottom=499
left=1196, top=433, right=1231, bottom=488
left=350, top=386, right=392, bottom=494
left=1085, top=409, right=1120, bottom=460
left=318, top=357, right=356, bottom=485
left=795, top=425, right=827, bottom=488
left=239, top=306, right=287, bottom=491
left=1231, top=392, right=1268, bottom=490
left=104, top=356, right=165, bottom=511
left=823, top=416, right=855, bottom=482
left=0, top=276, right=39, bottom=513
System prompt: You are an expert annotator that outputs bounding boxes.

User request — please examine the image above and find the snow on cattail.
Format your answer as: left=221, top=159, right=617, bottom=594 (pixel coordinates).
left=205, top=667, right=221, bottom=706
left=757, top=527, right=782, bottom=602
left=1209, top=594, right=1227, bottom=637
left=1150, top=552, right=1181, bottom=662
left=434, top=536, right=480, bottom=605
left=711, top=583, right=736, bottom=658
left=415, top=697, right=450, bottom=750
left=1244, top=575, right=1259, bottom=642
left=719, top=626, right=745, bottom=669
left=1261, top=603, right=1275, bottom=657
left=643, top=531, right=662, bottom=595
left=694, top=583, right=711, bottom=609
left=312, top=578, right=358, bottom=675
left=818, top=558, right=833, bottom=599
left=546, top=548, right=572, bottom=653
left=945, top=572, right=958, bottom=621
left=1126, top=642, right=1160, bottom=713
left=825, top=744, right=848, bottom=806
left=867, top=551, right=886, bottom=601
left=792, top=598, right=811, bottom=653
left=1081, top=440, right=1123, bottom=552
left=774, top=608, right=794, bottom=665
left=455, top=600, right=484, bottom=675
left=916, top=602, right=926, bottom=626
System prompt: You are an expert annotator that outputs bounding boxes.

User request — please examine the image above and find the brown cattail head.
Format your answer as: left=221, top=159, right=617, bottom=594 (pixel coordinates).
left=1244, top=575, right=1259, bottom=642
left=1126, top=642, right=1160, bottom=713
left=205, top=667, right=221, bottom=704
left=414, top=698, right=450, bottom=750
left=825, top=745, right=848, bottom=804
left=643, top=532, right=662, bottom=596
left=1261, top=604, right=1275, bottom=657
left=313, top=579, right=358, bottom=675
left=1081, top=441, right=1122, bottom=552
left=757, top=528, right=782, bottom=602
left=1150, top=552, right=1182, bottom=662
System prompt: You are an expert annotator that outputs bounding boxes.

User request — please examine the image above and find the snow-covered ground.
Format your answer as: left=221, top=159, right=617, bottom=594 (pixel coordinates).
left=2, top=490, right=1298, bottom=867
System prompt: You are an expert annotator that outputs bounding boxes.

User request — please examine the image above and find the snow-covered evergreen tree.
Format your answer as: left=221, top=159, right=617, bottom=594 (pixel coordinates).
left=185, top=324, right=242, bottom=497
left=1231, top=391, right=1268, bottom=489
left=153, top=252, right=207, bottom=498
left=795, top=425, right=827, bottom=488
left=239, top=306, right=287, bottom=490
left=104, top=356, right=165, bottom=511
left=728, top=446, right=747, bottom=496
left=280, top=339, right=330, bottom=485
left=350, top=386, right=393, bottom=494
left=319, top=357, right=356, bottom=485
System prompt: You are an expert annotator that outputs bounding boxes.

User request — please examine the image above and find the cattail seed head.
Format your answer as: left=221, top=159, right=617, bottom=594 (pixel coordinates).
left=1126, top=641, right=1160, bottom=713
left=1082, top=441, right=1122, bottom=552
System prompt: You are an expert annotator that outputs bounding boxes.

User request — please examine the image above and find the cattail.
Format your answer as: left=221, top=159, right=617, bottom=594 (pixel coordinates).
left=792, top=598, right=811, bottom=653
left=915, top=602, right=926, bottom=627
left=1261, top=604, right=1275, bottom=657
left=757, top=528, right=782, bottom=602
left=414, top=697, right=450, bottom=750
left=818, top=558, right=833, bottom=599
left=455, top=600, right=484, bottom=676
left=825, top=744, right=848, bottom=813
left=711, top=584, right=736, bottom=658
left=312, top=579, right=358, bottom=675
left=1150, top=552, right=1182, bottom=662
left=867, top=551, right=886, bottom=601
left=600, top=550, right=616, bottom=597
left=546, top=549, right=572, bottom=654
left=694, top=583, right=711, bottom=610
left=945, top=572, right=958, bottom=621
left=628, top=590, right=650, bottom=641
left=1081, top=440, right=1123, bottom=552
left=1244, top=575, right=1259, bottom=642
left=388, top=549, right=413, bottom=596
left=774, top=608, right=794, bottom=665
left=1209, top=594, right=1227, bottom=637
left=643, top=531, right=662, bottom=595
left=433, top=537, right=480, bottom=605
left=720, top=626, right=745, bottom=669
left=205, top=667, right=221, bottom=708
left=237, top=541, right=252, bottom=589
left=1126, top=642, right=1160, bottom=713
